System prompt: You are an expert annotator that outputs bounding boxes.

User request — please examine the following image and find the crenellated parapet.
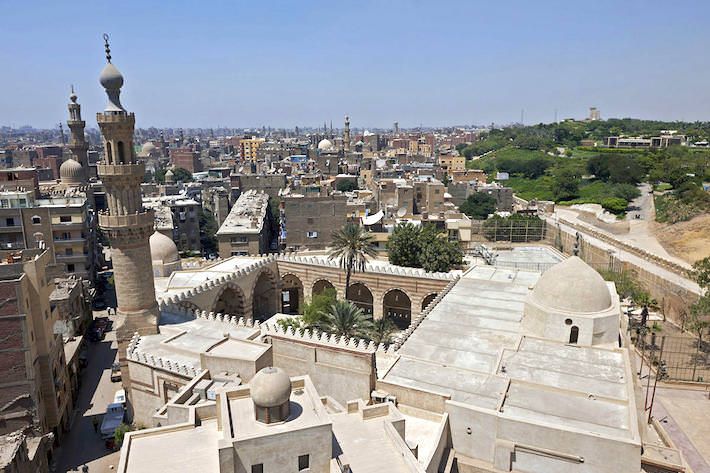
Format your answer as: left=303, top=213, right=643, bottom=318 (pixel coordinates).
left=276, top=253, right=457, bottom=281
left=262, top=322, right=397, bottom=354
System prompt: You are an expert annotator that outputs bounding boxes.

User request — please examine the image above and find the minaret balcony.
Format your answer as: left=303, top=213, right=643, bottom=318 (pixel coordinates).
left=96, top=111, right=135, bottom=123
left=99, top=211, right=154, bottom=229
left=97, top=162, right=145, bottom=177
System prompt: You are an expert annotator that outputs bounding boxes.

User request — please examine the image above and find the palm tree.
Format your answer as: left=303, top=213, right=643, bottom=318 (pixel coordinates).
left=320, top=300, right=373, bottom=339
left=369, top=317, right=397, bottom=345
left=328, top=223, right=376, bottom=295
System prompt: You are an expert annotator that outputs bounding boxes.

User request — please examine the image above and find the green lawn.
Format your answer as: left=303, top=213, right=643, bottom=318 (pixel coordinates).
left=498, top=176, right=555, bottom=201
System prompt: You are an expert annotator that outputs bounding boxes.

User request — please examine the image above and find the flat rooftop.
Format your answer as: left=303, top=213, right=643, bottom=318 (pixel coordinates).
left=122, top=419, right=220, bottom=473
left=216, top=189, right=268, bottom=235
left=382, top=264, right=636, bottom=440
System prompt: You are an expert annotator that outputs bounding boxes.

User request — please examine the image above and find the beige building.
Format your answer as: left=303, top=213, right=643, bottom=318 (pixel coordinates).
left=437, top=154, right=465, bottom=175
left=0, top=249, right=73, bottom=440
left=280, top=193, right=348, bottom=250
left=216, top=190, right=271, bottom=257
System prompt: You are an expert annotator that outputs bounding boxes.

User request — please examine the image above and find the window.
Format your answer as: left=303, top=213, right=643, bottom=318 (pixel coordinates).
left=5, top=218, right=14, bottom=226
left=67, top=264, right=75, bottom=273
left=31, top=216, right=41, bottom=224
left=251, top=465, right=263, bottom=473
left=65, top=248, right=73, bottom=256
left=306, top=231, right=318, bottom=239
left=117, top=141, right=126, bottom=164
left=569, top=326, right=579, bottom=344
left=60, top=216, right=71, bottom=223
left=298, top=454, right=309, bottom=471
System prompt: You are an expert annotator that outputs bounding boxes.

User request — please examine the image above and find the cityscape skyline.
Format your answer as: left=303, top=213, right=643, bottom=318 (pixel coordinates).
left=3, top=0, right=710, bottom=129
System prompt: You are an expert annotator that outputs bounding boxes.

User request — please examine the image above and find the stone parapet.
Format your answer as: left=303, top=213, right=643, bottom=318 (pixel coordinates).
left=275, top=253, right=457, bottom=281
left=96, top=111, right=136, bottom=123
left=126, top=332, right=199, bottom=378
left=99, top=211, right=154, bottom=230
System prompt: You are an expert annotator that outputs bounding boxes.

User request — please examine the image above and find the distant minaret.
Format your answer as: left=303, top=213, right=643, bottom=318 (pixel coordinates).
left=343, top=115, right=351, bottom=152
left=394, top=121, right=399, bottom=135
left=96, top=35, right=159, bottom=374
left=59, top=123, right=66, bottom=145
left=67, top=86, right=89, bottom=178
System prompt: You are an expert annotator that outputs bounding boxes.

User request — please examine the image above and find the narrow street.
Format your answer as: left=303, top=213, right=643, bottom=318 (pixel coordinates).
left=54, top=284, right=122, bottom=472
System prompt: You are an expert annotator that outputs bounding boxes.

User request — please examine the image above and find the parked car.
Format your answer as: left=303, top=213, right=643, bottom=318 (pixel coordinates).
left=100, top=402, right=125, bottom=440
left=110, top=362, right=121, bottom=382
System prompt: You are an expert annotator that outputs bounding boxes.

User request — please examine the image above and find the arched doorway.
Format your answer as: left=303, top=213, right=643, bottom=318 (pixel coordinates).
left=346, top=282, right=373, bottom=317
left=252, top=270, right=279, bottom=321
left=212, top=285, right=246, bottom=316
left=312, top=279, right=335, bottom=297
left=421, top=293, right=437, bottom=311
left=383, top=289, right=412, bottom=330
left=281, top=274, right=304, bottom=315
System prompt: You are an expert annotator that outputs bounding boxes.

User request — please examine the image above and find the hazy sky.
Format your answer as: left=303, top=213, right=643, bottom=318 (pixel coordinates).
left=3, top=0, right=710, bottom=129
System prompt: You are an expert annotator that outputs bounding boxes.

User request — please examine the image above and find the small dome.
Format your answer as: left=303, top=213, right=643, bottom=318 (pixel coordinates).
left=150, top=231, right=179, bottom=264
left=250, top=367, right=291, bottom=408
left=529, top=256, right=612, bottom=313
left=142, top=142, right=157, bottom=154
left=318, top=138, right=334, bottom=151
left=99, top=62, right=124, bottom=90
left=60, top=158, right=83, bottom=183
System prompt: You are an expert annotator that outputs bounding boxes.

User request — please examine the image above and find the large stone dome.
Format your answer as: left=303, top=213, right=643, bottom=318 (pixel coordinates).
left=142, top=142, right=157, bottom=154
left=149, top=231, right=179, bottom=264
left=250, top=366, right=292, bottom=408
left=317, top=138, right=334, bottom=151
left=529, top=256, right=612, bottom=313
left=60, top=158, right=83, bottom=184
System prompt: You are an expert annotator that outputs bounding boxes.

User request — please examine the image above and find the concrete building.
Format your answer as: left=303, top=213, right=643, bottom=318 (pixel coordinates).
left=280, top=193, right=347, bottom=250
left=50, top=276, right=93, bottom=338
left=95, top=39, right=159, bottom=388
left=202, top=186, right=230, bottom=227
left=0, top=249, right=72, bottom=440
left=239, top=137, right=265, bottom=162
left=143, top=195, right=201, bottom=252
left=216, top=190, right=271, bottom=257
left=230, top=173, right=286, bottom=200
left=437, top=153, right=465, bottom=176
left=413, top=177, right=446, bottom=214
left=0, top=430, right=53, bottom=473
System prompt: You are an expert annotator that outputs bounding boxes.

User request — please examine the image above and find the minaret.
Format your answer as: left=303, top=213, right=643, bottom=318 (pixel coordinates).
left=343, top=115, right=351, bottom=152
left=66, top=86, right=89, bottom=181
left=96, top=35, right=159, bottom=365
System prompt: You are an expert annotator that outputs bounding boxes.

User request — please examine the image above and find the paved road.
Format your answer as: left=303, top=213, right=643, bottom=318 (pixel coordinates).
left=54, top=310, right=121, bottom=472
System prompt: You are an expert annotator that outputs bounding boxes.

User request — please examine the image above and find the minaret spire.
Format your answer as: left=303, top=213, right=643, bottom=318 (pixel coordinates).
left=343, top=115, right=351, bottom=153
left=65, top=86, right=89, bottom=185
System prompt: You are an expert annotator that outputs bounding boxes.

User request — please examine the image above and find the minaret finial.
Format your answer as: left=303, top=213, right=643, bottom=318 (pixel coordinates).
left=103, top=33, right=112, bottom=63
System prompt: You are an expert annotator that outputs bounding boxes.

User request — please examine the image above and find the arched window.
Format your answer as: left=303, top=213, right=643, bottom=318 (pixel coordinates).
left=117, top=141, right=126, bottom=164
left=569, top=326, right=579, bottom=344
left=31, top=216, right=41, bottom=225
left=106, top=144, right=113, bottom=163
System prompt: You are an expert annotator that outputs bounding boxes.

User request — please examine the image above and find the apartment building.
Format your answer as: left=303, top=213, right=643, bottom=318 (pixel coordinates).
left=281, top=193, right=347, bottom=250
left=216, top=190, right=271, bottom=257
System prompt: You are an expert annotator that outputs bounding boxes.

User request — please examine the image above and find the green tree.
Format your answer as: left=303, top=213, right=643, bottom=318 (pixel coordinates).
left=688, top=297, right=710, bottom=350
left=460, top=192, right=497, bottom=220
left=114, top=423, right=133, bottom=449
left=612, top=183, right=641, bottom=202
left=387, top=223, right=422, bottom=267
left=336, top=180, right=358, bottom=192
left=369, top=317, right=397, bottom=345
left=689, top=257, right=710, bottom=289
left=551, top=169, right=580, bottom=201
left=328, top=223, right=376, bottom=294
left=601, top=197, right=628, bottom=214
left=154, top=167, right=194, bottom=184
left=419, top=227, right=464, bottom=273
left=301, top=288, right=337, bottom=328
left=199, top=209, right=218, bottom=255
left=320, top=300, right=373, bottom=339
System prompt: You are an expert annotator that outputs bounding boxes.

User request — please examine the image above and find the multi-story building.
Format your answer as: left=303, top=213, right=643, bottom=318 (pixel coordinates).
left=230, top=173, right=286, bottom=200
left=50, top=276, right=93, bottom=338
left=0, top=192, right=96, bottom=278
left=0, top=168, right=40, bottom=197
left=437, top=153, right=465, bottom=176
left=281, top=193, right=347, bottom=250
left=202, top=186, right=230, bottom=227
left=143, top=195, right=201, bottom=253
left=216, top=190, right=271, bottom=257
left=239, top=137, right=265, bottom=162
left=413, top=176, right=446, bottom=214
left=169, top=147, right=203, bottom=173
left=0, top=249, right=73, bottom=440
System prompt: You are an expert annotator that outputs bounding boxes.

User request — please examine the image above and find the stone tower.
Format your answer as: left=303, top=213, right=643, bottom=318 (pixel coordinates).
left=343, top=115, right=351, bottom=152
left=96, top=36, right=159, bottom=359
left=67, top=86, right=89, bottom=175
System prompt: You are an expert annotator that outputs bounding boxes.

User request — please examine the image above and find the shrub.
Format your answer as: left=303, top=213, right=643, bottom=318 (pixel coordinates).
left=601, top=197, right=628, bottom=214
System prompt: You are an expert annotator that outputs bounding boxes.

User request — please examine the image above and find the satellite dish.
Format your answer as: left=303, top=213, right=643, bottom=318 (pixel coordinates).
left=396, top=207, right=407, bottom=218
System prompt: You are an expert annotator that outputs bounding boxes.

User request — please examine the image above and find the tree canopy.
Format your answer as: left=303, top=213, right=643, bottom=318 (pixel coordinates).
left=460, top=192, right=497, bottom=220
left=387, top=223, right=463, bottom=272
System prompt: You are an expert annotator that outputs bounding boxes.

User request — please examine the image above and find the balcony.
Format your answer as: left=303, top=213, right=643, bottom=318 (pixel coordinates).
left=56, top=253, right=89, bottom=263
left=0, top=225, right=23, bottom=234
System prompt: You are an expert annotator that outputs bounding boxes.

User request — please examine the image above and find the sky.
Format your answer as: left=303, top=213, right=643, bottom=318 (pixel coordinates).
left=2, top=0, right=710, bottom=129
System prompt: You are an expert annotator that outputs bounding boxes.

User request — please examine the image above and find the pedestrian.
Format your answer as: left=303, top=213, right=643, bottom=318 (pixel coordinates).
left=82, top=464, right=89, bottom=473
left=92, top=416, right=99, bottom=432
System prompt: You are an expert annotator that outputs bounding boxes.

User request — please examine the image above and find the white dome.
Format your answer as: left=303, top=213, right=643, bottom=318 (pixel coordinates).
left=317, top=138, right=334, bottom=151
left=142, top=142, right=157, bottom=154
left=529, top=256, right=611, bottom=313
left=250, top=367, right=292, bottom=408
left=60, top=158, right=83, bottom=184
left=150, top=231, right=179, bottom=264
